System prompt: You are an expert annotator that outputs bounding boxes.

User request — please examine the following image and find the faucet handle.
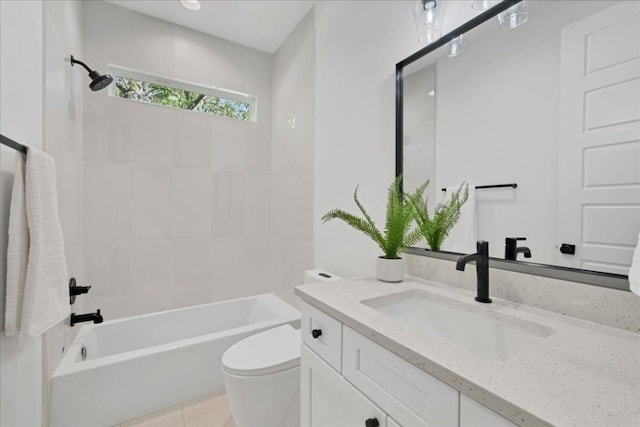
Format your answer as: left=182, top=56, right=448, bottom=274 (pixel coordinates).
left=506, top=237, right=526, bottom=245
left=476, top=240, right=489, bottom=255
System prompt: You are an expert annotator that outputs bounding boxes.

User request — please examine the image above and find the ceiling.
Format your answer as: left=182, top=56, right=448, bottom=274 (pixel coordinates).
left=104, top=0, right=316, bottom=53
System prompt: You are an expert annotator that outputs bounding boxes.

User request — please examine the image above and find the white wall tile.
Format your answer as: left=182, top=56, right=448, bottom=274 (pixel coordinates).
left=175, top=112, right=213, bottom=169
left=245, top=120, right=272, bottom=174
left=244, top=173, right=271, bottom=237
left=84, top=161, right=132, bottom=239
left=244, top=236, right=272, bottom=294
left=173, top=26, right=245, bottom=92
left=210, top=237, right=246, bottom=301
left=174, top=239, right=213, bottom=288
left=211, top=172, right=245, bottom=236
left=129, top=103, right=176, bottom=167
left=83, top=97, right=130, bottom=163
left=128, top=239, right=174, bottom=314
left=132, top=166, right=172, bottom=239
left=172, top=168, right=213, bottom=238
left=83, top=239, right=130, bottom=305
left=211, top=118, right=246, bottom=172
left=81, top=1, right=283, bottom=320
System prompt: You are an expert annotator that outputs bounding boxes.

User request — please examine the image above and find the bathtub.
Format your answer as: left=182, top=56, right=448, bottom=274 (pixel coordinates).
left=50, top=293, right=300, bottom=427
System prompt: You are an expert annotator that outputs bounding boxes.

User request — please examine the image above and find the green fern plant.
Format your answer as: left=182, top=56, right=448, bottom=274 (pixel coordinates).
left=321, top=176, right=423, bottom=259
left=407, top=181, right=469, bottom=251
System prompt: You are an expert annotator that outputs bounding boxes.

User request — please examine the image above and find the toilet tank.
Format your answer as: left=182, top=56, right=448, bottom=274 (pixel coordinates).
left=304, top=269, right=342, bottom=284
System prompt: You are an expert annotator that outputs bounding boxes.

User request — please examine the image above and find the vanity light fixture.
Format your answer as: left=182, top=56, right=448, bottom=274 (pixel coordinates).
left=180, top=0, right=201, bottom=11
left=498, top=0, right=528, bottom=30
left=446, top=35, right=467, bottom=57
left=414, top=0, right=445, bottom=45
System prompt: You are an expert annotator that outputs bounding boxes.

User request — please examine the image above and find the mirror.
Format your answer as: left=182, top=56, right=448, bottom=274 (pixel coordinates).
left=398, top=0, right=639, bottom=288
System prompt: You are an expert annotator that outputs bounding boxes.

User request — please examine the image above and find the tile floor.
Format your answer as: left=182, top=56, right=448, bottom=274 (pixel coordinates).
left=115, top=393, right=236, bottom=427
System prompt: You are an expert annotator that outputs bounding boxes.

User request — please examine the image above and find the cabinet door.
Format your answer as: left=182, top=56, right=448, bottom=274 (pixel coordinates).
left=387, top=417, right=402, bottom=427
left=342, top=326, right=459, bottom=427
left=460, top=394, right=518, bottom=427
left=301, top=345, right=387, bottom=427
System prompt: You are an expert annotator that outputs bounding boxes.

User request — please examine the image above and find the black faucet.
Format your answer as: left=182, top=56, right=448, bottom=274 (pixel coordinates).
left=505, top=237, right=532, bottom=261
left=456, top=241, right=491, bottom=303
left=70, top=310, right=103, bottom=326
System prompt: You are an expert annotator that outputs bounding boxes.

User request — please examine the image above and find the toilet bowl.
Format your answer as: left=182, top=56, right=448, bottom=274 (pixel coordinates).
left=222, top=270, right=341, bottom=427
left=222, top=324, right=301, bottom=427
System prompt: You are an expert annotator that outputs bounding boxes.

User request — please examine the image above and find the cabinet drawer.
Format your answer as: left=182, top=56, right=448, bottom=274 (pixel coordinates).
left=301, top=302, right=343, bottom=372
left=343, top=326, right=459, bottom=427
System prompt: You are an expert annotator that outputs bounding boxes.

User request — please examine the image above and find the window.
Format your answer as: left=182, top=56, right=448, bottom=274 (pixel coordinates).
left=109, top=65, right=256, bottom=122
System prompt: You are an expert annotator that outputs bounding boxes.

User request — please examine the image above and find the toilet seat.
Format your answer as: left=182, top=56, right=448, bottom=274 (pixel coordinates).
left=222, top=324, right=300, bottom=376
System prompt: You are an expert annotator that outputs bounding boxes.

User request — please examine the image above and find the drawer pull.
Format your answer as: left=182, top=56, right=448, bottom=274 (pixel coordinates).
left=365, top=418, right=379, bottom=427
left=311, top=329, right=322, bottom=338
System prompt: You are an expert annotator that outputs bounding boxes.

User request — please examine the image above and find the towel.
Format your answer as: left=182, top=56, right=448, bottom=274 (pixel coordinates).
left=15, top=148, right=69, bottom=340
left=4, top=154, right=29, bottom=335
left=629, top=232, right=640, bottom=296
left=440, top=185, right=477, bottom=254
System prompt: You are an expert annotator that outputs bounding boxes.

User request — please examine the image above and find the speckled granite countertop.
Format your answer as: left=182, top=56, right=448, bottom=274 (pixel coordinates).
left=294, top=277, right=640, bottom=427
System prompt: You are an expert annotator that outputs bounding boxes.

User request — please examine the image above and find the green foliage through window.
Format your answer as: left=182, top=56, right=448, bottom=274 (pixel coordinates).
left=114, top=76, right=251, bottom=121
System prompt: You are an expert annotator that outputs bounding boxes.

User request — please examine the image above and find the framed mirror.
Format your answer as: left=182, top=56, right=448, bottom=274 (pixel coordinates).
left=396, top=0, right=639, bottom=290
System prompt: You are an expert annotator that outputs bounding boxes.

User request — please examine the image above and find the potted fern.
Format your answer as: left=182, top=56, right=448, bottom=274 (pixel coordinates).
left=321, top=176, right=422, bottom=282
left=407, top=180, right=469, bottom=251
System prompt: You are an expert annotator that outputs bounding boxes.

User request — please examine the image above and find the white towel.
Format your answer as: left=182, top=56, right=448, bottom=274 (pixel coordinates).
left=440, top=185, right=477, bottom=254
left=629, top=232, right=640, bottom=296
left=4, top=154, right=29, bottom=335
left=19, top=148, right=69, bottom=340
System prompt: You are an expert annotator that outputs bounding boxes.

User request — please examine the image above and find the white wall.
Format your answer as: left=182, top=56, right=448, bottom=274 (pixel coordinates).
left=313, top=1, right=491, bottom=277
left=81, top=2, right=274, bottom=319
left=271, top=10, right=315, bottom=302
left=314, top=1, right=429, bottom=277
left=0, top=1, right=44, bottom=425
left=2, top=2, right=85, bottom=425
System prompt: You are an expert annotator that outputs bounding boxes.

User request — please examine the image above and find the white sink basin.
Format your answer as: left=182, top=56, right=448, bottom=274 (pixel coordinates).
left=362, top=289, right=553, bottom=361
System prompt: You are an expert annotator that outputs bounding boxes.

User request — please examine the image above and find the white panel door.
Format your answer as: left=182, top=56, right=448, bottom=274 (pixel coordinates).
left=558, top=1, right=640, bottom=274
left=301, top=345, right=387, bottom=427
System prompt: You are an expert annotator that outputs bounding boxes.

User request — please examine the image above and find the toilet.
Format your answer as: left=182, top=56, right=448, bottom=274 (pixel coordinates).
left=222, top=270, right=341, bottom=427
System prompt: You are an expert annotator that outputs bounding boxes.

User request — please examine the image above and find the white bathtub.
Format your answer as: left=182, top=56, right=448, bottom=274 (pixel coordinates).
left=50, top=293, right=300, bottom=427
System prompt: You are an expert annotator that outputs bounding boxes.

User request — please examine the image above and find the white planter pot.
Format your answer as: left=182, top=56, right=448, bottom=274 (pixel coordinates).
left=376, top=257, right=404, bottom=283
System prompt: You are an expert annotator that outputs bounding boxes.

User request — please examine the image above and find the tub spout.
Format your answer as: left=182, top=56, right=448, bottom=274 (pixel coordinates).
left=70, top=309, right=103, bottom=326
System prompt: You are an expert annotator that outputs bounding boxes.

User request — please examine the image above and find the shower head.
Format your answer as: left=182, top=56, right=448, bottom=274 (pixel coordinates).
left=70, top=55, right=113, bottom=92
left=88, top=71, right=113, bottom=91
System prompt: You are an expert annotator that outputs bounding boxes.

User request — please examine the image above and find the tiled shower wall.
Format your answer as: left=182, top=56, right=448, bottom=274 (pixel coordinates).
left=270, top=10, right=315, bottom=304
left=81, top=2, right=274, bottom=319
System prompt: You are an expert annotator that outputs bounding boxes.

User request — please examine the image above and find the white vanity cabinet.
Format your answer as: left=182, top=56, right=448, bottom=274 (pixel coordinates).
left=301, top=302, right=519, bottom=427
left=301, top=345, right=387, bottom=427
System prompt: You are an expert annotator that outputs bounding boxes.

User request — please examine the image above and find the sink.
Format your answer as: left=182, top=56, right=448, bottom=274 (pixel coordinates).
left=361, top=289, right=553, bottom=361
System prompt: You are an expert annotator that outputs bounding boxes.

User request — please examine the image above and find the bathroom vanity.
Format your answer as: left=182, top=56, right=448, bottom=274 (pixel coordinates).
left=295, top=278, right=640, bottom=427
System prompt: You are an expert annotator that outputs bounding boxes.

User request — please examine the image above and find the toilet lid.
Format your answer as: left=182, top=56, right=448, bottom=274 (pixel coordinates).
left=222, top=324, right=301, bottom=376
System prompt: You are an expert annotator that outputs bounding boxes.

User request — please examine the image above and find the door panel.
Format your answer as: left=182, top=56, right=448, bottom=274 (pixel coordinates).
left=558, top=1, right=640, bottom=273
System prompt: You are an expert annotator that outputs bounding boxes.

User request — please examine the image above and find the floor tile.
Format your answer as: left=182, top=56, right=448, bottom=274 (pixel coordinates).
left=120, top=405, right=184, bottom=427
left=118, top=394, right=235, bottom=427
left=183, top=394, right=235, bottom=427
